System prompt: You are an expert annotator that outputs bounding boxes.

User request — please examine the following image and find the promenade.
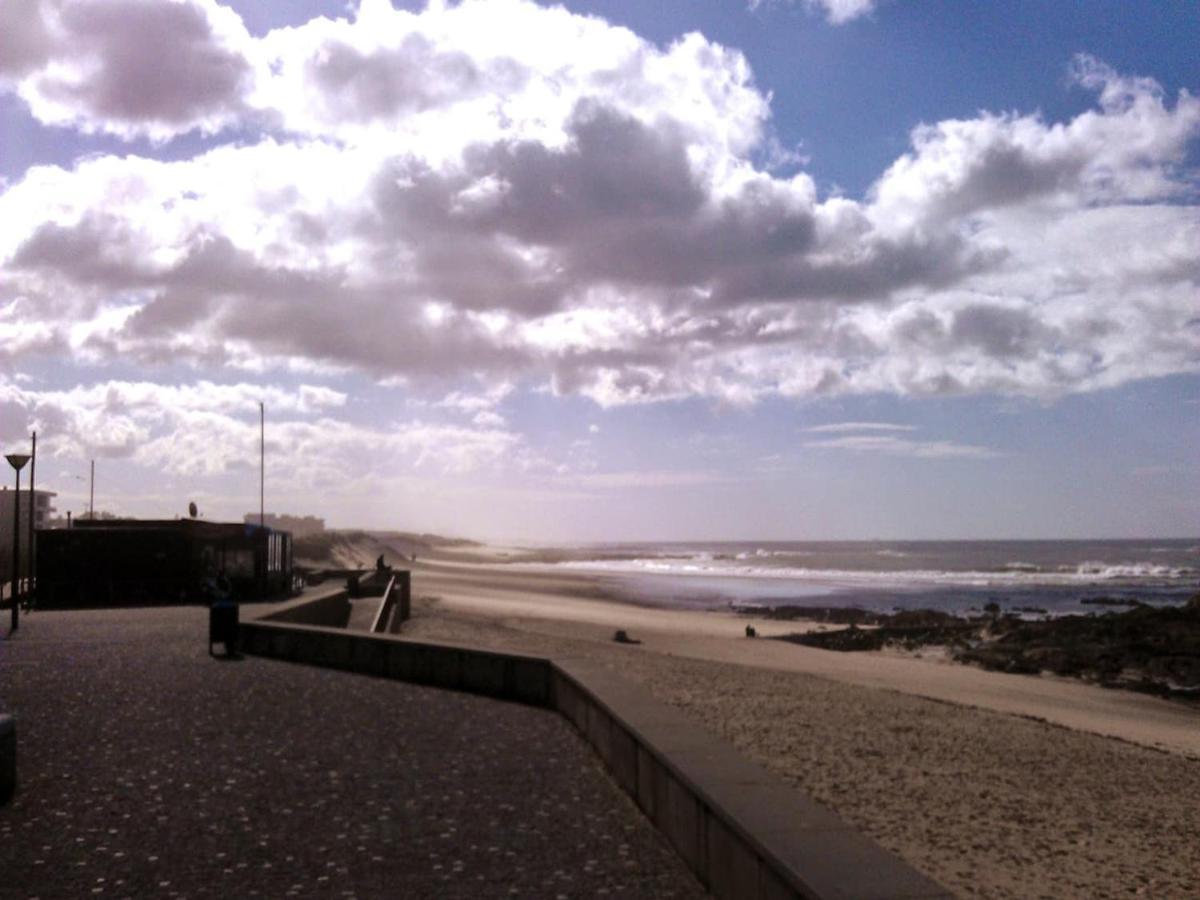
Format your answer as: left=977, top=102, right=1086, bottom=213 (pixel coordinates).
left=0, top=607, right=702, bottom=898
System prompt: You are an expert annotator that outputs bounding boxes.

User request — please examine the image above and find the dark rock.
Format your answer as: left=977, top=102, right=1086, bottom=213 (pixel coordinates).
left=1081, top=596, right=1145, bottom=607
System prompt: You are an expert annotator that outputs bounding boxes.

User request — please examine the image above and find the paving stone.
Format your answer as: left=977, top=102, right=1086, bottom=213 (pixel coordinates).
left=0, top=607, right=703, bottom=899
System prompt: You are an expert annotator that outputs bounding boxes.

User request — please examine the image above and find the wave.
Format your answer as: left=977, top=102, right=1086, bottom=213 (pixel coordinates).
left=734, top=548, right=813, bottom=560
left=515, top=556, right=1196, bottom=587
left=1067, top=561, right=1190, bottom=579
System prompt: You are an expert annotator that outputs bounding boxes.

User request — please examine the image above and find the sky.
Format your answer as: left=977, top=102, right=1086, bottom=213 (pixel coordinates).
left=0, top=0, right=1197, bottom=542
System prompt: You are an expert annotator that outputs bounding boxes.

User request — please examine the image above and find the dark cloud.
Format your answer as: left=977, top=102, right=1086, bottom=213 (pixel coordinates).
left=935, top=139, right=1087, bottom=218
left=0, top=0, right=53, bottom=79
left=307, top=34, right=490, bottom=121
left=6, top=0, right=250, bottom=137
left=950, top=304, right=1053, bottom=359
left=12, top=213, right=158, bottom=289
left=55, top=0, right=249, bottom=125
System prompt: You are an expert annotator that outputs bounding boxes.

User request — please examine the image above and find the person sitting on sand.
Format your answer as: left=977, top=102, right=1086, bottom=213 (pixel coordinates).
left=745, top=624, right=757, bottom=638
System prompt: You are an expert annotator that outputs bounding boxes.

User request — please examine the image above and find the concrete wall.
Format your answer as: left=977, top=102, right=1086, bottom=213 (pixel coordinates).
left=259, top=589, right=351, bottom=629
left=237, top=618, right=951, bottom=900
left=240, top=621, right=550, bottom=704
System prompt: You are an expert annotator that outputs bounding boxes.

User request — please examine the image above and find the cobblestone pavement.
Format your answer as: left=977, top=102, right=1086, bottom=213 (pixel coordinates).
left=0, top=608, right=703, bottom=899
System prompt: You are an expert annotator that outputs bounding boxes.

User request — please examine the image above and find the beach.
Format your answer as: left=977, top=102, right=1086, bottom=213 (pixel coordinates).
left=398, top=557, right=1200, bottom=900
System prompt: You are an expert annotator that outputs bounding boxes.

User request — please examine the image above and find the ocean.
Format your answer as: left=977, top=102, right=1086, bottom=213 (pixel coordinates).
left=519, top=539, right=1200, bottom=617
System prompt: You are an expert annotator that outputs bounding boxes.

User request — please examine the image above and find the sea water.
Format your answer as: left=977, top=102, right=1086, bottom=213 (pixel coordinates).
left=516, top=539, right=1200, bottom=616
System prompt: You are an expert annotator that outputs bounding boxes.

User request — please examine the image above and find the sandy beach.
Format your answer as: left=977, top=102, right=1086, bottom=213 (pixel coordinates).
left=395, top=557, right=1200, bottom=900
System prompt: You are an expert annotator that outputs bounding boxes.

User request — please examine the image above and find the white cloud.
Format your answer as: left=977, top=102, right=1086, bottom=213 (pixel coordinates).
left=805, top=422, right=916, bottom=433
left=0, top=3, right=1196, bottom=409
left=804, top=434, right=1001, bottom=459
left=557, top=469, right=733, bottom=489
left=748, top=0, right=880, bottom=25
left=436, top=383, right=514, bottom=414
left=0, top=377, right=527, bottom=487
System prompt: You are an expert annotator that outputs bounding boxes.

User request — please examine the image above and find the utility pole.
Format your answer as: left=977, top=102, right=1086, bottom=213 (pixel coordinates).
left=89, top=459, right=95, bottom=519
left=259, top=402, right=265, bottom=529
left=260, top=401, right=266, bottom=601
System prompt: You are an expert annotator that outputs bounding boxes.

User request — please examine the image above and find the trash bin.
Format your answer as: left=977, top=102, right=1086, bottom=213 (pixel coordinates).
left=209, top=601, right=239, bottom=656
left=0, top=714, right=15, bottom=805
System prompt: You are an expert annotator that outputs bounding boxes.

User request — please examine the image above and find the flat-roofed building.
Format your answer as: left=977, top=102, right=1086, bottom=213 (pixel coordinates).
left=36, top=518, right=292, bottom=607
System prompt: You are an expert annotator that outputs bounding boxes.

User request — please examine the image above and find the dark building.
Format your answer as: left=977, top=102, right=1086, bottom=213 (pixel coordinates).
left=35, top=519, right=293, bottom=608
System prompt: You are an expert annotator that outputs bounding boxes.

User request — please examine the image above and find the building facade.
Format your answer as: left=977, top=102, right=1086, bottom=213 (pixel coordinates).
left=0, top=488, right=56, bottom=582
left=36, top=519, right=293, bottom=607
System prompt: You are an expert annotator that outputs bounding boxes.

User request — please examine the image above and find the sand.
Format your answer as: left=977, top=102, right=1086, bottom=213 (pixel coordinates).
left=400, top=559, right=1200, bottom=900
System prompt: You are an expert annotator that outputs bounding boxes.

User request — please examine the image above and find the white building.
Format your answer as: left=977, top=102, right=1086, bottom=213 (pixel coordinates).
left=243, top=513, right=325, bottom=537
left=0, top=488, right=56, bottom=581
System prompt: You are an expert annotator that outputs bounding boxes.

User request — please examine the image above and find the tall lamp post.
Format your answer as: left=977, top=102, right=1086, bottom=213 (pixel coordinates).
left=27, top=432, right=36, bottom=608
left=5, top=453, right=30, bottom=631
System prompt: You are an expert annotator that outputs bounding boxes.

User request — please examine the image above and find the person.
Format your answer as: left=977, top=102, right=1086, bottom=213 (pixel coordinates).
left=745, top=624, right=757, bottom=638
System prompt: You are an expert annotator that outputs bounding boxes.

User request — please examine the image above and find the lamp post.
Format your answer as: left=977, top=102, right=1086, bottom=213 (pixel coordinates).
left=27, top=432, right=36, bottom=607
left=5, top=453, right=30, bottom=631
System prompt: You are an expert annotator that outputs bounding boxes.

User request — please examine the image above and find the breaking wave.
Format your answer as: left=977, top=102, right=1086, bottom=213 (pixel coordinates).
left=520, top=556, right=1195, bottom=587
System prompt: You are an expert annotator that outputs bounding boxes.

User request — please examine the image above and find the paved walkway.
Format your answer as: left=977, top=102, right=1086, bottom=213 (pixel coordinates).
left=0, top=608, right=702, bottom=899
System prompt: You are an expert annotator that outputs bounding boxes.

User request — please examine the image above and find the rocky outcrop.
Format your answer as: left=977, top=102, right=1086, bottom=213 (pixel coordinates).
left=770, top=596, right=1200, bottom=700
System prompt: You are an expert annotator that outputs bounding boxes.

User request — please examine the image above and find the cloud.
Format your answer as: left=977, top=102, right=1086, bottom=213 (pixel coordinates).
left=804, top=434, right=1001, bottom=459
left=0, top=375, right=544, bottom=508
left=557, top=469, right=733, bottom=489
left=0, top=378, right=347, bottom=458
left=748, top=0, right=880, bottom=25
left=435, top=383, right=514, bottom=415
left=805, top=422, right=916, bottom=433
left=4, top=0, right=254, bottom=140
left=0, top=2, right=1197, bottom=408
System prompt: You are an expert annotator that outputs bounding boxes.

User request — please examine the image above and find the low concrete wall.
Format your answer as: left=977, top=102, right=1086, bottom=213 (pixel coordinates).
left=0, top=714, right=15, bottom=805
left=552, top=659, right=951, bottom=900
left=259, top=588, right=351, bottom=628
left=240, top=620, right=550, bottom=706
left=237, top=619, right=951, bottom=900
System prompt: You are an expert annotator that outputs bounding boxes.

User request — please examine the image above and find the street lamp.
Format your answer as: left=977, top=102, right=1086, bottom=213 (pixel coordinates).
left=5, top=453, right=30, bottom=631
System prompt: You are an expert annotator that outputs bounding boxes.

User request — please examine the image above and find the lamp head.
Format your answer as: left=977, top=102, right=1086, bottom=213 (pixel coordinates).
left=5, top=453, right=30, bottom=472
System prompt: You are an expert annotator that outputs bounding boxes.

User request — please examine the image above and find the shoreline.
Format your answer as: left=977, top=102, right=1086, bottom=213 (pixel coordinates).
left=408, top=558, right=1200, bottom=758
left=399, top=558, right=1200, bottom=899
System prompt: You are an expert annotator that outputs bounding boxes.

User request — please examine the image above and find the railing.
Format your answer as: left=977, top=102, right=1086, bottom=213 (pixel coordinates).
left=368, top=571, right=412, bottom=634
left=369, top=575, right=397, bottom=634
